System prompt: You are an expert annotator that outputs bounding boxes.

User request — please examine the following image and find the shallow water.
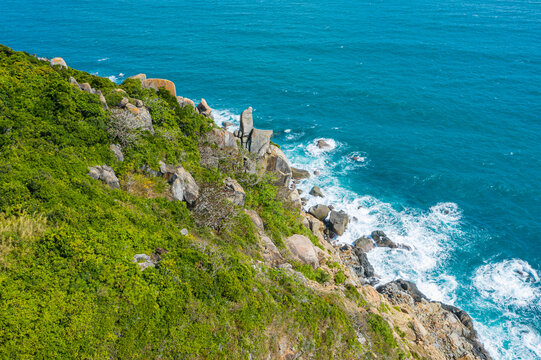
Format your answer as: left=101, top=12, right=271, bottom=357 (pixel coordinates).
left=2, top=0, right=540, bottom=358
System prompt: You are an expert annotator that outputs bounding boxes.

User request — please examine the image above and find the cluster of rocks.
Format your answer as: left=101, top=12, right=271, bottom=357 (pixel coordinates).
left=158, top=161, right=200, bottom=206
left=68, top=76, right=108, bottom=110
left=234, top=107, right=273, bottom=157
left=88, top=165, right=120, bottom=189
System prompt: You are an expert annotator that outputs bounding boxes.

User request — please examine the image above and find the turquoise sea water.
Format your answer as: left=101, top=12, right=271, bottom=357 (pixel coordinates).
left=1, top=0, right=540, bottom=358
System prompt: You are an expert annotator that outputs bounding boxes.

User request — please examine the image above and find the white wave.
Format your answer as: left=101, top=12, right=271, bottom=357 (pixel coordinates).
left=477, top=321, right=541, bottom=360
left=284, top=129, right=291, bottom=133
left=107, top=75, right=118, bottom=83
left=212, top=109, right=240, bottom=130
left=473, top=259, right=540, bottom=308
left=97, top=57, right=109, bottom=62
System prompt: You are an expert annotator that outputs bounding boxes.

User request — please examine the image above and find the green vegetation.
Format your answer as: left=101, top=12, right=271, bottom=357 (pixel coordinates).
left=0, top=45, right=373, bottom=359
left=334, top=270, right=346, bottom=284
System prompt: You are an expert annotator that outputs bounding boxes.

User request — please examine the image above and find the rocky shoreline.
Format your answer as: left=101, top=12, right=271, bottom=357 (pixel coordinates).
left=47, top=55, right=492, bottom=359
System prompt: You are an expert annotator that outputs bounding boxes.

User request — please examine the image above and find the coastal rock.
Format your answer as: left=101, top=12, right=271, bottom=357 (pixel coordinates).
left=262, top=145, right=292, bottom=187
left=110, top=144, right=124, bottom=162
left=261, top=234, right=283, bottom=266
left=222, top=121, right=234, bottom=128
left=308, top=204, right=330, bottom=221
left=245, top=209, right=264, bottom=231
left=50, top=57, right=67, bottom=68
left=353, top=236, right=374, bottom=253
left=371, top=230, right=411, bottom=250
left=287, top=189, right=302, bottom=209
left=338, top=244, right=376, bottom=283
left=291, top=167, right=310, bottom=179
left=239, top=107, right=253, bottom=144
left=286, top=234, right=319, bottom=270
left=317, top=139, right=330, bottom=149
left=329, top=210, right=348, bottom=236
left=249, top=128, right=273, bottom=156
left=377, top=280, right=428, bottom=304
left=142, top=78, right=177, bottom=96
left=132, top=253, right=156, bottom=271
left=309, top=185, right=324, bottom=197
left=88, top=165, right=120, bottom=189
left=196, top=98, right=212, bottom=117
left=128, top=73, right=147, bottom=81
left=223, top=177, right=245, bottom=206
left=206, top=128, right=238, bottom=149
left=176, top=96, right=195, bottom=109
left=160, top=162, right=199, bottom=206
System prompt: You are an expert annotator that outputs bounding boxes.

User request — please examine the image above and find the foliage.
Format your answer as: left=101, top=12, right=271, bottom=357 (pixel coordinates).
left=334, top=270, right=346, bottom=284
left=0, top=45, right=369, bottom=359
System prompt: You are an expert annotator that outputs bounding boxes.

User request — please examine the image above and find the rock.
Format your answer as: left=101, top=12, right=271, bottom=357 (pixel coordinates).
left=239, top=107, right=253, bottom=143
left=353, top=247, right=376, bottom=279
left=371, top=230, right=398, bottom=248
left=317, top=139, right=330, bottom=149
left=291, top=167, right=310, bottom=179
left=223, top=177, right=245, bottom=206
left=180, top=228, right=189, bottom=236
left=171, top=166, right=199, bottom=206
left=135, top=99, right=144, bottom=108
left=285, top=234, right=319, bottom=269
left=69, top=77, right=78, bottom=86
left=114, top=88, right=127, bottom=94
left=142, top=78, right=177, bottom=96
left=132, top=254, right=156, bottom=271
left=196, top=98, right=212, bottom=117
left=110, top=144, right=124, bottom=162
left=176, top=96, right=195, bottom=109
left=128, top=73, right=147, bottom=81
left=261, top=235, right=283, bottom=266
left=79, top=82, right=92, bottom=93
left=329, top=210, right=348, bottom=236
left=376, top=280, right=428, bottom=304
left=97, top=91, right=108, bottom=110
left=50, top=57, right=67, bottom=68
left=309, top=185, right=324, bottom=197
left=308, top=204, right=330, bottom=221
left=119, top=97, right=129, bottom=107
left=249, top=128, right=273, bottom=156
left=88, top=165, right=120, bottom=189
left=314, top=170, right=320, bottom=176
left=222, top=121, right=234, bottom=128
left=353, top=236, right=374, bottom=253
left=287, top=189, right=302, bottom=209
left=206, top=128, right=237, bottom=149
left=245, top=209, right=264, bottom=231
left=262, top=145, right=292, bottom=187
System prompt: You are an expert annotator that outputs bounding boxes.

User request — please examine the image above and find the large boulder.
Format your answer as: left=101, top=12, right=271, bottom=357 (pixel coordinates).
left=142, top=78, right=176, bottom=96
left=223, top=177, right=245, bottom=206
left=111, top=98, right=154, bottom=134
left=160, top=162, right=199, bottom=206
left=88, top=165, right=120, bottom=189
left=308, top=204, right=330, bottom=221
left=286, top=234, right=319, bottom=269
left=50, top=57, right=67, bottom=68
left=206, top=128, right=238, bottom=149
left=176, top=96, right=195, bottom=109
left=196, top=98, right=212, bottom=118
left=329, top=210, right=349, bottom=236
left=249, top=129, right=273, bottom=156
left=239, top=107, right=253, bottom=145
left=262, top=145, right=292, bottom=187
left=309, top=185, right=324, bottom=197
left=353, top=236, right=374, bottom=252
left=128, top=73, right=147, bottom=81
left=291, top=167, right=310, bottom=180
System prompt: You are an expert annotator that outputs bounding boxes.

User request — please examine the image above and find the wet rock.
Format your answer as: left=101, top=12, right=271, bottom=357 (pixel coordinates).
left=329, top=210, right=349, bottom=236
left=317, top=139, right=330, bottom=149
left=206, top=128, right=238, bottom=149
left=377, top=279, right=428, bottom=304
left=308, top=204, right=330, bottom=221
left=371, top=230, right=411, bottom=250
left=88, top=165, right=120, bottom=189
left=110, top=144, right=124, bottom=162
left=353, top=236, right=374, bottom=252
left=309, top=185, right=324, bottom=197
left=223, top=177, right=245, bottom=206
left=313, top=170, right=320, bottom=176
left=291, top=167, right=310, bottom=179
left=286, top=234, right=319, bottom=269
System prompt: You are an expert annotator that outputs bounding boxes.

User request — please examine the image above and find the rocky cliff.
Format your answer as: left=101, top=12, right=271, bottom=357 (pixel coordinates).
left=0, top=45, right=491, bottom=360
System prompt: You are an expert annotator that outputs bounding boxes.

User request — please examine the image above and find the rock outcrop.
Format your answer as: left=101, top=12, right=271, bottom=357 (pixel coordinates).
left=142, top=78, right=177, bottom=97
left=308, top=204, right=330, bottom=221
left=235, top=107, right=273, bottom=157
left=285, top=234, right=319, bottom=270
left=223, top=177, right=245, bottom=206
left=69, top=77, right=108, bottom=109
left=50, top=57, right=67, bottom=68
left=110, top=144, right=124, bottom=162
left=329, top=210, right=349, bottom=236
left=261, top=145, right=292, bottom=187
left=196, top=98, right=212, bottom=118
left=88, top=165, right=120, bottom=189
left=176, top=96, right=195, bottom=109
left=159, top=162, right=199, bottom=206
left=110, top=97, right=154, bottom=134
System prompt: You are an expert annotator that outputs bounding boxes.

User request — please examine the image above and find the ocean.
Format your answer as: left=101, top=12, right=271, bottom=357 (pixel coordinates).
left=1, top=0, right=540, bottom=358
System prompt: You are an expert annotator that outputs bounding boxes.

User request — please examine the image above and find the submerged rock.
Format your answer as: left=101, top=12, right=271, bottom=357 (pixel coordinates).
left=196, top=98, right=212, bottom=117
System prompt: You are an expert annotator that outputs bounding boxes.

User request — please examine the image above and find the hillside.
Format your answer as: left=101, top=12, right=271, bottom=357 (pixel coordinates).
left=0, top=45, right=490, bottom=360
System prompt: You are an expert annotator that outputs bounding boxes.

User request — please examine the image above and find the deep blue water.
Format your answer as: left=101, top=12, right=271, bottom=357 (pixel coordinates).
left=1, top=0, right=540, bottom=358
